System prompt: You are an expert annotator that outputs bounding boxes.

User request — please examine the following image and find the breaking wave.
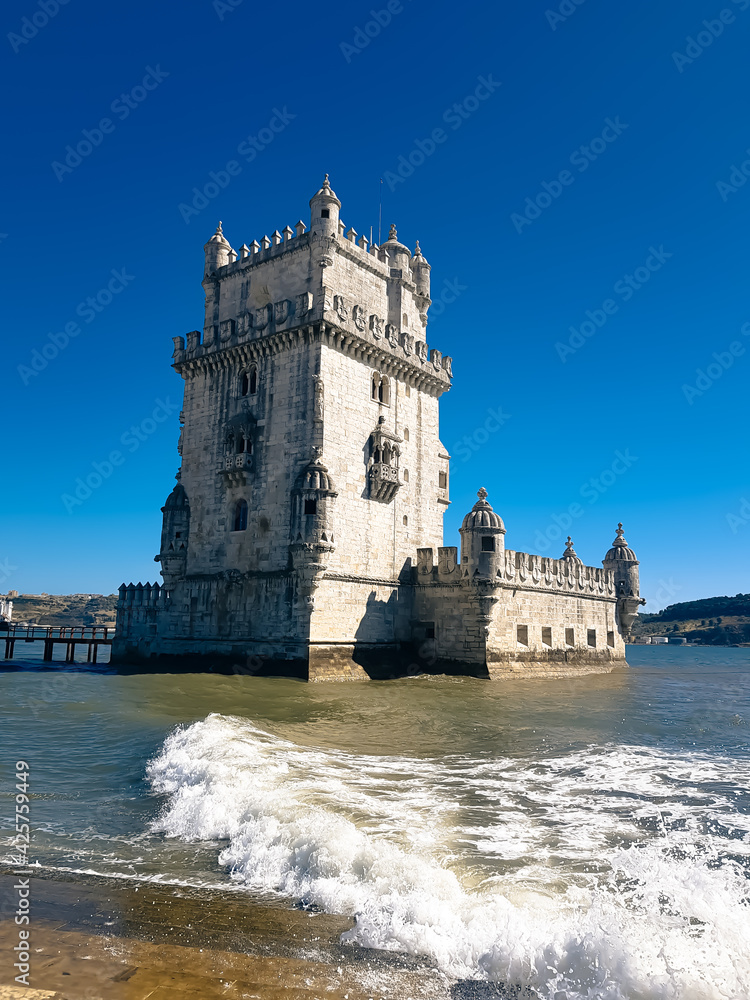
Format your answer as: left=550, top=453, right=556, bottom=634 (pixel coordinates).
left=147, top=713, right=750, bottom=999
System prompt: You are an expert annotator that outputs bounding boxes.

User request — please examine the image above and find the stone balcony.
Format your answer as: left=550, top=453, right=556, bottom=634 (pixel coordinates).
left=369, top=462, right=401, bottom=503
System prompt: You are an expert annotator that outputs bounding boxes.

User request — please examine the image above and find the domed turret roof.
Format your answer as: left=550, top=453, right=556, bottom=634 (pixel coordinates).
left=204, top=221, right=231, bottom=249
left=294, top=454, right=337, bottom=495
left=309, top=173, right=341, bottom=207
left=382, top=223, right=411, bottom=256
left=412, top=240, right=430, bottom=266
left=163, top=483, right=189, bottom=509
left=460, top=488, right=506, bottom=532
left=561, top=536, right=582, bottom=563
left=604, top=523, right=638, bottom=562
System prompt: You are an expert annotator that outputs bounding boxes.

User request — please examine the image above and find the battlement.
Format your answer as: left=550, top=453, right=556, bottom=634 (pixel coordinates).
left=173, top=178, right=453, bottom=391
left=415, top=546, right=616, bottom=598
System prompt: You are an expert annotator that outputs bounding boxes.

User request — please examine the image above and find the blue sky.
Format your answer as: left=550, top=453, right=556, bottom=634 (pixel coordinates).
left=1, top=0, right=748, bottom=609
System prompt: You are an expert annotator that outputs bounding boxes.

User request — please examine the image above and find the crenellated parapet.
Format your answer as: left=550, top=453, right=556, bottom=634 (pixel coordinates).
left=171, top=176, right=452, bottom=395
left=416, top=545, right=615, bottom=599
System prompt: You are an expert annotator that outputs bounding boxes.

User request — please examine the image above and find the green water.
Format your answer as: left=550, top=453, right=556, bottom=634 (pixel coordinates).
left=1, top=646, right=749, bottom=998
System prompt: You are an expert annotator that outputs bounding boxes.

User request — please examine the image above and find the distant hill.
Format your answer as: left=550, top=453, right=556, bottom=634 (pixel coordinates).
left=6, top=593, right=118, bottom=627
left=633, top=593, right=750, bottom=645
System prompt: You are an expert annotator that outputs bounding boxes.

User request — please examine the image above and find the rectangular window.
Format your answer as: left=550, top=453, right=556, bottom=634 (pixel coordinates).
left=304, top=499, right=317, bottom=515
left=565, top=627, right=574, bottom=647
left=587, top=629, right=597, bottom=648
left=439, top=471, right=448, bottom=490
left=321, top=209, right=330, bottom=218
left=517, top=625, right=529, bottom=646
left=607, top=631, right=615, bottom=647
left=542, top=627, right=552, bottom=647
left=481, top=536, right=495, bottom=552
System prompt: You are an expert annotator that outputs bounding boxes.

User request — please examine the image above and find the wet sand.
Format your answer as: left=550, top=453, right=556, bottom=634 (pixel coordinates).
left=0, top=872, right=460, bottom=1000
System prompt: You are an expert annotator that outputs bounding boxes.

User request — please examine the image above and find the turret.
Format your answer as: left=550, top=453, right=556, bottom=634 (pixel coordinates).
left=309, top=174, right=341, bottom=239
left=603, top=523, right=640, bottom=597
left=289, top=452, right=338, bottom=610
left=412, top=240, right=431, bottom=300
left=155, top=482, right=190, bottom=588
left=204, top=221, right=232, bottom=276
left=382, top=223, right=412, bottom=272
left=459, top=488, right=506, bottom=579
left=603, top=523, right=646, bottom=636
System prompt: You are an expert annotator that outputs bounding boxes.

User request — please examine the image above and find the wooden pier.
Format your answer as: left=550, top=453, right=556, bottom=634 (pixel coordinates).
left=2, top=624, right=114, bottom=663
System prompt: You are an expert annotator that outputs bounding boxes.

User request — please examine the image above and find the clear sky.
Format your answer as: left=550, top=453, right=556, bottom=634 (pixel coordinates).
left=2, top=0, right=748, bottom=609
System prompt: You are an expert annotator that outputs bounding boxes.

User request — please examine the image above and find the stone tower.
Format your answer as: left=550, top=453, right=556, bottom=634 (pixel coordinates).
left=114, top=176, right=452, bottom=678
left=114, top=177, right=644, bottom=681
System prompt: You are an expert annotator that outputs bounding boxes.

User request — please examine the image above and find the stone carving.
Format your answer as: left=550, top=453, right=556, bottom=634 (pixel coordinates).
left=334, top=295, right=348, bottom=321
left=236, top=313, right=253, bottom=336
left=352, top=304, right=366, bottom=331
left=415, top=340, right=428, bottom=362
left=369, top=314, right=384, bottom=339
left=440, top=547, right=457, bottom=574
left=220, top=319, right=235, bottom=342
left=296, top=291, right=313, bottom=316
left=401, top=332, right=414, bottom=356
left=430, top=348, right=443, bottom=371
left=312, top=374, right=324, bottom=422
left=385, top=324, right=399, bottom=347
left=274, top=299, right=293, bottom=326
left=442, top=355, right=453, bottom=377
left=255, top=304, right=272, bottom=330
left=319, top=254, right=333, bottom=268
left=417, top=547, right=434, bottom=577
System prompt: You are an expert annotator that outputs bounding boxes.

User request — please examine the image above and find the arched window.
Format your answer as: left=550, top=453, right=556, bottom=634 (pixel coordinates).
left=233, top=499, right=248, bottom=532
left=371, top=373, right=380, bottom=400
left=236, top=435, right=253, bottom=455
left=378, top=376, right=390, bottom=404
left=403, top=312, right=408, bottom=328
left=403, top=427, right=410, bottom=441
left=240, top=366, right=258, bottom=397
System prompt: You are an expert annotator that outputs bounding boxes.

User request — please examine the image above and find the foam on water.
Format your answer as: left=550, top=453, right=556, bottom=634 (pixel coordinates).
left=146, top=713, right=750, bottom=999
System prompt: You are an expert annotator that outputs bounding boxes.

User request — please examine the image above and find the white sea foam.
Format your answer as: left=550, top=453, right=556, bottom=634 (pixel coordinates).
left=146, top=713, right=750, bottom=999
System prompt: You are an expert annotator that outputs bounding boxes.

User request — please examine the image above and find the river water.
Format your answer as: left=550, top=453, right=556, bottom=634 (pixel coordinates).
left=1, top=646, right=749, bottom=998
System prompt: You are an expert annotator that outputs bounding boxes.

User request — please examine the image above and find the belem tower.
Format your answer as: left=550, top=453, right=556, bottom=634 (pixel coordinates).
left=114, top=176, right=646, bottom=681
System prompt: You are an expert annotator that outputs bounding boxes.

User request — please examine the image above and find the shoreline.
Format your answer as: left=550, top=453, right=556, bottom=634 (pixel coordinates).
left=0, top=869, right=457, bottom=1000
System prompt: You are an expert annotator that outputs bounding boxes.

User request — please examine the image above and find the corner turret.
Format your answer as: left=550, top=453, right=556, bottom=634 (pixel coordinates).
left=155, top=482, right=190, bottom=588
left=459, top=488, right=506, bottom=579
left=204, top=221, right=232, bottom=276
left=309, top=174, right=341, bottom=239
left=603, top=523, right=646, bottom=637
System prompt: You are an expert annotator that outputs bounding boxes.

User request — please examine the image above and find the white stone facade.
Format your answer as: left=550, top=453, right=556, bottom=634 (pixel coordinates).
left=113, top=178, right=643, bottom=680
